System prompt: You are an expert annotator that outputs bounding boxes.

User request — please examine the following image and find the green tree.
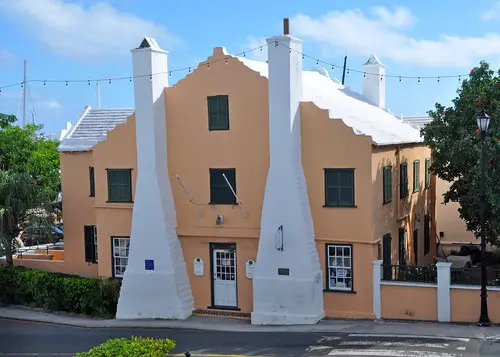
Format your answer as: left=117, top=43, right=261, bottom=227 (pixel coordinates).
left=0, top=119, right=60, bottom=198
left=0, top=170, right=56, bottom=267
left=422, top=61, right=500, bottom=245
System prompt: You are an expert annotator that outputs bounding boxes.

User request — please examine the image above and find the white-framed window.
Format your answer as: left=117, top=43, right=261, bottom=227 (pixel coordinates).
left=93, top=226, right=98, bottom=262
left=112, top=236, right=130, bottom=278
left=326, top=244, right=353, bottom=291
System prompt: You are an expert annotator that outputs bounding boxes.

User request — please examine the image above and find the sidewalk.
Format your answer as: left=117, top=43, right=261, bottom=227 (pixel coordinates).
left=2, top=306, right=500, bottom=341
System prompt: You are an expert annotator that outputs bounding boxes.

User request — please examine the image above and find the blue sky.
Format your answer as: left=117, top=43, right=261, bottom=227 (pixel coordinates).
left=1, top=0, right=500, bottom=135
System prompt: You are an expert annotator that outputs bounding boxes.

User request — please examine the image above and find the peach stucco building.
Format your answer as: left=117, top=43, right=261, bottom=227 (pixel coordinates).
left=402, top=115, right=477, bottom=253
left=57, top=23, right=436, bottom=324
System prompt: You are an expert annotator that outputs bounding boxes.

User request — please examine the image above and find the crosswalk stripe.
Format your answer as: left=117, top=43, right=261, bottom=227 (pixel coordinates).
left=338, top=341, right=449, bottom=349
left=327, top=349, right=458, bottom=356
left=347, top=333, right=470, bottom=342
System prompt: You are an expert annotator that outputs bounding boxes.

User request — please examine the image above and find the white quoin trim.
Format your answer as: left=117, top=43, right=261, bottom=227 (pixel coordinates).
left=373, top=260, right=382, bottom=319
left=436, top=262, right=452, bottom=322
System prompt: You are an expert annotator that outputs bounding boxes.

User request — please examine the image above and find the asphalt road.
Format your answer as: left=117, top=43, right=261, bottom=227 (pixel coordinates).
left=1, top=318, right=500, bottom=356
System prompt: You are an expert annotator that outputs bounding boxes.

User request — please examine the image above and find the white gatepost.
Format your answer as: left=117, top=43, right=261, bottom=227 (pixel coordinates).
left=373, top=260, right=382, bottom=319
left=436, top=262, right=452, bottom=322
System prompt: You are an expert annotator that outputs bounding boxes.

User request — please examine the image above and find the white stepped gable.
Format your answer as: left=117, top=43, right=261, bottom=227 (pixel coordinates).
left=251, top=34, right=324, bottom=325
left=116, top=37, right=193, bottom=320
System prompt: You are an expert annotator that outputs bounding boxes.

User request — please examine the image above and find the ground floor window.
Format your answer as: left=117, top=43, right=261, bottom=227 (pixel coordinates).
left=112, top=236, right=130, bottom=278
left=326, top=244, right=353, bottom=291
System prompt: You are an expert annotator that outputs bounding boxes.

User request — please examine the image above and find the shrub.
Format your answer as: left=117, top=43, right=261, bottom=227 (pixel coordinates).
left=0, top=266, right=121, bottom=317
left=75, top=337, right=176, bottom=357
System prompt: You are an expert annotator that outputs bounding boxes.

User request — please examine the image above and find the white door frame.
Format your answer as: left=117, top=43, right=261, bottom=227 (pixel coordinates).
left=210, top=243, right=238, bottom=308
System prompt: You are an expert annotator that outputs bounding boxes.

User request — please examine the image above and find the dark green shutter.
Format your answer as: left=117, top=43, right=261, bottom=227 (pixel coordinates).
left=413, top=160, right=420, bottom=192
left=425, top=158, right=431, bottom=188
left=325, top=169, right=355, bottom=207
left=424, top=215, right=430, bottom=255
left=383, top=166, right=392, bottom=203
left=107, top=169, right=132, bottom=202
left=210, top=168, right=236, bottom=204
left=84, top=225, right=96, bottom=263
left=89, top=167, right=95, bottom=197
left=398, top=228, right=406, bottom=265
left=400, top=163, right=408, bottom=198
left=208, top=95, right=229, bottom=130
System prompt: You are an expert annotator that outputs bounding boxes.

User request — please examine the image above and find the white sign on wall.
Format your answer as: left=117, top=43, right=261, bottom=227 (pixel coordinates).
left=245, top=260, right=256, bottom=279
left=194, top=257, right=204, bottom=277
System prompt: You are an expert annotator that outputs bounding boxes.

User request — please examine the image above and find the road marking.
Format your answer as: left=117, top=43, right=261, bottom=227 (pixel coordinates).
left=327, top=349, right=458, bottom=356
left=456, top=346, right=466, bottom=351
left=348, top=333, right=470, bottom=342
left=339, top=341, right=449, bottom=348
left=305, top=345, right=332, bottom=352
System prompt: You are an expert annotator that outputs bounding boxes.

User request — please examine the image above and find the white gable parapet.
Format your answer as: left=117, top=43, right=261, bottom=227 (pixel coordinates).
left=251, top=20, right=324, bottom=325
left=362, top=54, right=386, bottom=109
left=116, top=37, right=194, bottom=320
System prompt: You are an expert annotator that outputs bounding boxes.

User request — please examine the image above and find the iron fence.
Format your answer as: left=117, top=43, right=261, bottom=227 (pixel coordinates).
left=450, top=267, right=500, bottom=286
left=381, top=264, right=437, bottom=284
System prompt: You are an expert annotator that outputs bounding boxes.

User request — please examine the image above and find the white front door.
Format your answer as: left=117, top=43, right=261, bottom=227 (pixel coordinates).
left=212, top=247, right=237, bottom=307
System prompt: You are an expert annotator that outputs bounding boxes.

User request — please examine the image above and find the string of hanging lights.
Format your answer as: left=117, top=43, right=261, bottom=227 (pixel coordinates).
left=0, top=40, right=480, bottom=92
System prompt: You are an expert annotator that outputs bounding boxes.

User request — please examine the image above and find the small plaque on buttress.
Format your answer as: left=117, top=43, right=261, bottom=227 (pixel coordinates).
left=145, top=259, right=155, bottom=271
left=278, top=268, right=290, bottom=276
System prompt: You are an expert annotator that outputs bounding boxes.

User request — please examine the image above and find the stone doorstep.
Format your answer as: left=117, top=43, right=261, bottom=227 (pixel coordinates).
left=193, top=309, right=250, bottom=320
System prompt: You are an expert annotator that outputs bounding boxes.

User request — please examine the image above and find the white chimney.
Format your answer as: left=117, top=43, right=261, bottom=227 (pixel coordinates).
left=362, top=54, right=386, bottom=109
left=116, top=37, right=194, bottom=320
left=251, top=19, right=324, bottom=326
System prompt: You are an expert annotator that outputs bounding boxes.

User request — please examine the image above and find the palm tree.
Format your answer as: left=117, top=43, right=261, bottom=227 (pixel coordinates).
left=0, top=170, right=57, bottom=267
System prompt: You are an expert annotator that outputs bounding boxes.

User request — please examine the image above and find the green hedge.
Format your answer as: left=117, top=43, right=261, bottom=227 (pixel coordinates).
left=75, top=337, right=176, bottom=357
left=0, top=266, right=121, bottom=317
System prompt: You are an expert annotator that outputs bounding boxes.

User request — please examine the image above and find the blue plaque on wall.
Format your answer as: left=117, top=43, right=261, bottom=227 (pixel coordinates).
left=145, top=259, right=155, bottom=271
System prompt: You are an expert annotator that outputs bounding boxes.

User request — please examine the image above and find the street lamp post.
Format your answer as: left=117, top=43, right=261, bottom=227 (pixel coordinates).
left=477, top=112, right=491, bottom=327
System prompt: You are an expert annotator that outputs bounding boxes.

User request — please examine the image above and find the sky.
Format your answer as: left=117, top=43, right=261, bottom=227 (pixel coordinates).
left=1, top=0, right=500, bottom=135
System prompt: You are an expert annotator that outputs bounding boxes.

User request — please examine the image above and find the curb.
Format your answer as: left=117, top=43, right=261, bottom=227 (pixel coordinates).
left=1, top=307, right=500, bottom=340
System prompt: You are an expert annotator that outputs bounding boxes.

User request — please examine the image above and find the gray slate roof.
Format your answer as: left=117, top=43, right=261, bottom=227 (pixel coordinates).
left=58, top=107, right=135, bottom=152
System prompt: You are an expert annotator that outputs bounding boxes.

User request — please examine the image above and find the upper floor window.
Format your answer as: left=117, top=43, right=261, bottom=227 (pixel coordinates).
left=324, top=169, right=355, bottom=207
left=208, top=95, right=229, bottom=131
left=413, top=160, right=420, bottom=193
left=107, top=169, right=133, bottom=203
left=89, top=166, right=95, bottom=197
left=209, top=168, right=236, bottom=205
left=425, top=158, right=431, bottom=188
left=383, top=165, right=392, bottom=204
left=400, top=163, right=409, bottom=199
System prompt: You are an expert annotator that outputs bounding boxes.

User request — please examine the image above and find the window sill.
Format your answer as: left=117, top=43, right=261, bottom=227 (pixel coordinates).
left=209, top=202, right=237, bottom=206
left=106, top=201, right=134, bottom=204
left=383, top=200, right=392, bottom=205
left=323, top=205, right=357, bottom=209
left=207, top=305, right=241, bottom=311
left=323, top=289, right=356, bottom=294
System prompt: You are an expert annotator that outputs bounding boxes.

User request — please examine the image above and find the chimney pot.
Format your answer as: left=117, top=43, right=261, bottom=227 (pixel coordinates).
left=283, top=18, right=290, bottom=35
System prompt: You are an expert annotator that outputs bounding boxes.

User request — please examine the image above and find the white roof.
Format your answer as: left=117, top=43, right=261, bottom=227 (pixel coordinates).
left=401, top=115, right=433, bottom=130
left=58, top=107, right=134, bottom=152
left=235, top=55, right=423, bottom=146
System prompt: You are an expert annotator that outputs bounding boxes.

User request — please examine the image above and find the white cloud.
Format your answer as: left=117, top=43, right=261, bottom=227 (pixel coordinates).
left=290, top=6, right=500, bottom=68
left=41, top=99, right=61, bottom=110
left=0, top=49, right=16, bottom=65
left=238, top=36, right=267, bottom=61
left=482, top=1, right=500, bottom=20
left=0, top=0, right=180, bottom=61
